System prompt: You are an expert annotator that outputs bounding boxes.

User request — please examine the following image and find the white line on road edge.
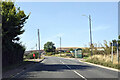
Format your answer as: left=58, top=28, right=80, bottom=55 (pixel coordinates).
left=59, top=60, right=87, bottom=80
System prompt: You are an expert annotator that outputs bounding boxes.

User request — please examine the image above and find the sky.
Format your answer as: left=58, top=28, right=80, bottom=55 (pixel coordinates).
left=15, top=2, right=118, bottom=51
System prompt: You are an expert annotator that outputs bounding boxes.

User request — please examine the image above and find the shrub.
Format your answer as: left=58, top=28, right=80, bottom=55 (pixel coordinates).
left=26, top=52, right=39, bottom=59
left=46, top=52, right=53, bottom=55
left=55, top=52, right=59, bottom=54
left=93, top=50, right=104, bottom=55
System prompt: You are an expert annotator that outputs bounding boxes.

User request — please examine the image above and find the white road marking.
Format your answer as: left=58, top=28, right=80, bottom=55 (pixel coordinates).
left=66, top=65, right=71, bottom=69
left=60, top=60, right=87, bottom=80
left=74, top=71, right=87, bottom=80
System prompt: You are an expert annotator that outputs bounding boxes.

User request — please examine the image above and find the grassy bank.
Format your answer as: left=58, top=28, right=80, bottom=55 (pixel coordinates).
left=85, top=54, right=120, bottom=70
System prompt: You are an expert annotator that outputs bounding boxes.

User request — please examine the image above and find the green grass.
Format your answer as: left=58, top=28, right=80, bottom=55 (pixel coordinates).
left=83, top=56, right=89, bottom=59
left=24, top=59, right=29, bottom=61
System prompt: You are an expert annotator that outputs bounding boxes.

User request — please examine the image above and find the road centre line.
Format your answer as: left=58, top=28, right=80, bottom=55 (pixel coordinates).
left=59, top=60, right=87, bottom=80
left=74, top=70, right=87, bottom=80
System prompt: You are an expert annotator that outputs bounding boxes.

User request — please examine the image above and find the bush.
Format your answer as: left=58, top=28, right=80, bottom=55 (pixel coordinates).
left=2, top=42, right=25, bottom=67
left=93, top=50, right=104, bottom=55
left=66, top=53, right=72, bottom=56
left=61, top=54, right=66, bottom=57
left=65, top=52, right=75, bottom=58
left=26, top=52, right=39, bottom=59
left=46, top=52, right=53, bottom=56
left=55, top=52, right=59, bottom=54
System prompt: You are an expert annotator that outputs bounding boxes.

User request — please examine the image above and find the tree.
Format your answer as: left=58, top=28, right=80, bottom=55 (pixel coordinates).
left=68, top=48, right=74, bottom=51
left=112, top=35, right=120, bottom=46
left=2, top=1, right=30, bottom=42
left=2, top=1, right=30, bottom=67
left=118, top=35, right=120, bottom=45
left=44, top=42, right=56, bottom=52
left=111, top=35, right=120, bottom=52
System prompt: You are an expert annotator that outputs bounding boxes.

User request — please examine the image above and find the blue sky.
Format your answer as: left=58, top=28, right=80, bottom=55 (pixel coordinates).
left=15, top=2, right=118, bottom=51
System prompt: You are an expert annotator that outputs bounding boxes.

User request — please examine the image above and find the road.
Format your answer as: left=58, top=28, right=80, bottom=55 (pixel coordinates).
left=13, top=56, right=118, bottom=80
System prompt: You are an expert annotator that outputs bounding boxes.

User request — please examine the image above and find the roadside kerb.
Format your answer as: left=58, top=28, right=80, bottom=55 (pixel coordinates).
left=59, top=57, right=120, bottom=72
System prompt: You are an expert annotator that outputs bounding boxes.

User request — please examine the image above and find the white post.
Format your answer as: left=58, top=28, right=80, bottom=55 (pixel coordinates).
left=60, top=37, right=61, bottom=56
left=117, top=41, right=119, bottom=62
left=111, top=42, right=113, bottom=62
left=75, top=50, right=77, bottom=58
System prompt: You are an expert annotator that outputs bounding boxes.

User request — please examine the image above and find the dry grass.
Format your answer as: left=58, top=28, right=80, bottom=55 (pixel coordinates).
left=86, top=54, right=120, bottom=69
left=88, top=54, right=119, bottom=64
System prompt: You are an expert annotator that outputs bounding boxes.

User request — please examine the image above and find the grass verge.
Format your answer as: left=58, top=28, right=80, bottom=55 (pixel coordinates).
left=85, top=54, right=120, bottom=70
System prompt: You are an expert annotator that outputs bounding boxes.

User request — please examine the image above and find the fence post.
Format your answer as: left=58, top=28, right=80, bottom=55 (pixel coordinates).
left=111, top=42, right=113, bottom=63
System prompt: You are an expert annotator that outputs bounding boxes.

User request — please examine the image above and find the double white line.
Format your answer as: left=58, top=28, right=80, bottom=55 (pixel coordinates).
left=60, top=60, right=87, bottom=80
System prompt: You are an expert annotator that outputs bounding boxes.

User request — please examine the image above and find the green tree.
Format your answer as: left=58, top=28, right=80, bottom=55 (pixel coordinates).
left=83, top=47, right=90, bottom=53
left=111, top=35, right=120, bottom=52
left=2, top=1, right=30, bottom=42
left=44, top=42, right=56, bottom=52
left=68, top=48, right=74, bottom=51
left=113, top=35, right=120, bottom=46
left=117, top=35, right=120, bottom=46
left=2, top=1, right=30, bottom=67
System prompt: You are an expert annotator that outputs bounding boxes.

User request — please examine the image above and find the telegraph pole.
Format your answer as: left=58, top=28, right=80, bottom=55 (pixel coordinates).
left=82, top=14, right=93, bottom=56
left=38, top=29, right=40, bottom=58
left=89, top=15, right=93, bottom=56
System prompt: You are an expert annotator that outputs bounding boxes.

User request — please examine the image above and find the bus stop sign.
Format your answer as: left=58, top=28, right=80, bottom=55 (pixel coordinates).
left=33, top=53, right=35, bottom=57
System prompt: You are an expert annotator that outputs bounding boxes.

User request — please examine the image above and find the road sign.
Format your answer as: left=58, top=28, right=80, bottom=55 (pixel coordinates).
left=33, top=53, right=35, bottom=57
